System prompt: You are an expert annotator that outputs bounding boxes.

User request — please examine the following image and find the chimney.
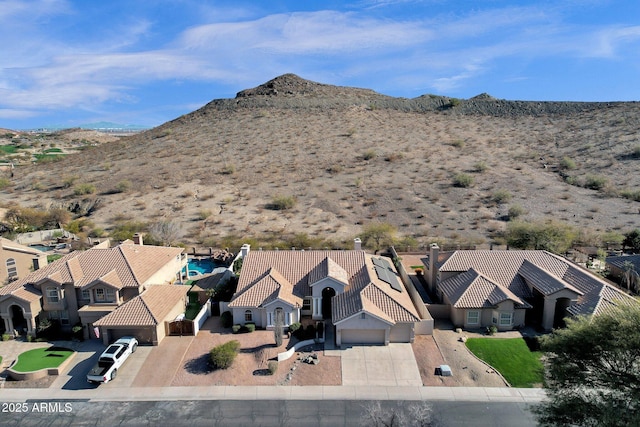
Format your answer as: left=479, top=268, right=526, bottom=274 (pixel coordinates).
left=133, top=233, right=144, bottom=246
left=427, top=243, right=440, bottom=294
left=240, top=243, right=250, bottom=258
left=354, top=238, right=362, bottom=251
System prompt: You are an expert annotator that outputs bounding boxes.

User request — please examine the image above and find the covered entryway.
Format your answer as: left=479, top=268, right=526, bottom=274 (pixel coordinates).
left=554, top=297, right=571, bottom=328
left=321, top=287, right=335, bottom=319
left=10, top=304, right=27, bottom=335
left=340, top=328, right=386, bottom=345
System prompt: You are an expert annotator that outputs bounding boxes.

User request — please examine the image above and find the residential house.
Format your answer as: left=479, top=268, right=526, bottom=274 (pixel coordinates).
left=93, top=285, right=189, bottom=345
left=424, top=244, right=636, bottom=331
left=228, top=242, right=431, bottom=346
left=0, top=237, right=48, bottom=284
left=605, top=254, right=640, bottom=291
left=0, top=234, right=187, bottom=343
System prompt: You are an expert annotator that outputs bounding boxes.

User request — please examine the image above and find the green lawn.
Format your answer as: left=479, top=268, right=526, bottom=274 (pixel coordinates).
left=465, top=338, right=544, bottom=388
left=10, top=347, right=74, bottom=372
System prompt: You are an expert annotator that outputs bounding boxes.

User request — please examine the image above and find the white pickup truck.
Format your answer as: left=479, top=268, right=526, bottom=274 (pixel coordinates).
left=86, top=336, right=138, bottom=384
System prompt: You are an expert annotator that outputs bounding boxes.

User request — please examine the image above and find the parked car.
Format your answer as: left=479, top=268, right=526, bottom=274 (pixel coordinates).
left=86, top=336, right=138, bottom=384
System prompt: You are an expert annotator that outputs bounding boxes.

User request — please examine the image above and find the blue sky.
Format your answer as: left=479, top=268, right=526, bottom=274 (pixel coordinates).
left=1, top=0, right=639, bottom=129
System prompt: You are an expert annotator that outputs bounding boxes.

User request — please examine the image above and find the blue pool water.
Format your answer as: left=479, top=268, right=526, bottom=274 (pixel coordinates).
left=30, top=244, right=56, bottom=252
left=183, top=258, right=219, bottom=276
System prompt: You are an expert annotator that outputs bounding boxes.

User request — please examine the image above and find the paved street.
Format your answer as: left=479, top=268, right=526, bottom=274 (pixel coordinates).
left=0, top=399, right=539, bottom=426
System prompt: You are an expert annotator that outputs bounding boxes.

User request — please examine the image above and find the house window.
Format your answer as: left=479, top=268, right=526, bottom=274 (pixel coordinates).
left=302, top=298, right=311, bottom=311
left=47, top=287, right=59, bottom=303
left=95, top=288, right=115, bottom=303
left=81, top=289, right=90, bottom=300
left=245, top=310, right=253, bottom=322
left=360, top=312, right=366, bottom=319
left=6, top=258, right=17, bottom=278
left=499, top=312, right=513, bottom=327
left=466, top=311, right=480, bottom=325
left=59, top=310, right=69, bottom=325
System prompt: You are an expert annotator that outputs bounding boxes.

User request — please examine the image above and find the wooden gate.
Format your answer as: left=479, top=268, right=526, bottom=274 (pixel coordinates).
left=168, top=320, right=194, bottom=336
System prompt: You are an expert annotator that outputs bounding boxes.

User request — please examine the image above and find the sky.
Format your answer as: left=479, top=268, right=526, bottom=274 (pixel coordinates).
left=1, top=0, right=639, bottom=130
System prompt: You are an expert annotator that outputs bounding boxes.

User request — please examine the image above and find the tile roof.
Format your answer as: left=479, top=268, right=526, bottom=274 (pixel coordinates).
left=437, top=250, right=635, bottom=317
left=0, top=237, right=44, bottom=256
left=230, top=250, right=420, bottom=324
left=606, top=255, right=640, bottom=272
left=10, top=242, right=183, bottom=290
left=439, top=268, right=530, bottom=309
left=94, top=285, right=188, bottom=327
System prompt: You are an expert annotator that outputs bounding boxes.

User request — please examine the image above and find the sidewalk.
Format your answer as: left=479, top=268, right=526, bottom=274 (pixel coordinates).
left=0, top=385, right=545, bottom=403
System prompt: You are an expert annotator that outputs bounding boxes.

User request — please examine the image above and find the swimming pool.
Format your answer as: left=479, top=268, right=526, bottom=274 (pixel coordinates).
left=29, top=244, right=56, bottom=252
left=184, top=258, right=219, bottom=276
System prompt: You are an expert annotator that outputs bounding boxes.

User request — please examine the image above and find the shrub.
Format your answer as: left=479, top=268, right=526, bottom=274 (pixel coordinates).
left=2, top=333, right=11, bottom=341
left=269, top=195, right=296, bottom=210
left=245, top=323, right=256, bottom=332
left=73, top=183, right=96, bottom=195
left=492, top=189, right=512, bottom=204
left=209, top=340, right=241, bottom=370
left=304, top=324, right=317, bottom=340
left=453, top=173, right=474, bottom=188
left=220, top=163, right=236, bottom=175
left=508, top=204, right=526, bottom=220
left=584, top=174, right=608, bottom=191
left=0, top=177, right=11, bottom=189
left=268, top=361, right=278, bottom=375
left=473, top=161, right=488, bottom=173
left=486, top=325, right=498, bottom=335
left=289, top=322, right=302, bottom=335
left=362, top=149, right=377, bottom=161
left=115, top=180, right=132, bottom=193
left=559, top=157, right=576, bottom=170
left=632, top=145, right=640, bottom=158
left=220, top=311, right=233, bottom=328
left=620, top=189, right=640, bottom=202
left=232, top=324, right=241, bottom=334
left=451, top=139, right=464, bottom=148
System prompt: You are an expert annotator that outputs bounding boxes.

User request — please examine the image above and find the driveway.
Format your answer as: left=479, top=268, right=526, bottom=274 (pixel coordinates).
left=341, top=343, right=422, bottom=386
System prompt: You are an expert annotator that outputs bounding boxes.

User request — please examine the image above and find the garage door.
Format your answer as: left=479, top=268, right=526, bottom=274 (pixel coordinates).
left=389, top=324, right=412, bottom=343
left=108, top=328, right=154, bottom=345
left=340, top=328, right=385, bottom=345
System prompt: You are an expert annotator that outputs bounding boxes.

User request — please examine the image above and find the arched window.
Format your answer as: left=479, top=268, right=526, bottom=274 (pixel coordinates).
left=244, top=310, right=253, bottom=322
left=6, top=258, right=17, bottom=279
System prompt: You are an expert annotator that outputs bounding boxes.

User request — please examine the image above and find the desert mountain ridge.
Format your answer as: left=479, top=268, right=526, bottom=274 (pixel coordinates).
left=1, top=74, right=639, bottom=249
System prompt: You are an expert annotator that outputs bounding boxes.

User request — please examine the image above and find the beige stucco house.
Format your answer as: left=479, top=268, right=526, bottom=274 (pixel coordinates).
left=424, top=244, right=636, bottom=331
left=228, top=243, right=428, bottom=346
left=93, top=285, right=189, bottom=345
left=0, top=234, right=187, bottom=342
left=0, top=237, right=48, bottom=284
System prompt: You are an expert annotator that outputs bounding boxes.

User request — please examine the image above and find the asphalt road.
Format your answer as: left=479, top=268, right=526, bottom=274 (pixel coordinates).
left=1, top=399, right=538, bottom=426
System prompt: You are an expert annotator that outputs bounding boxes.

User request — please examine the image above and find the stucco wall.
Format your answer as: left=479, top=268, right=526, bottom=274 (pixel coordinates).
left=144, top=255, right=185, bottom=285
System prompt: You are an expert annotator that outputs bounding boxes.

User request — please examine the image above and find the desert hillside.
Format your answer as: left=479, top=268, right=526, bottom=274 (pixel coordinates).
left=1, top=74, right=639, bottom=249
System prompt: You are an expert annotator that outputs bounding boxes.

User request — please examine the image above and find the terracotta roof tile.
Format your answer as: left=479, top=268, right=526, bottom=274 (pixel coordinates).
left=437, top=250, right=635, bottom=317
left=439, top=268, right=530, bottom=309
left=232, top=250, right=420, bottom=324
left=94, top=285, right=188, bottom=327
left=10, top=242, right=183, bottom=291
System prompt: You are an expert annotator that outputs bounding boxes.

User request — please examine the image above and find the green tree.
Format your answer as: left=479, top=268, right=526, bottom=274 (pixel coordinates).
left=360, top=222, right=397, bottom=253
left=534, top=305, right=640, bottom=427
left=623, top=229, right=640, bottom=253
left=506, top=220, right=577, bottom=254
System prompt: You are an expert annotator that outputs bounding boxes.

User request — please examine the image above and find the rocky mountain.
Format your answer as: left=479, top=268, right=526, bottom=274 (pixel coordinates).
left=2, top=74, right=639, bottom=249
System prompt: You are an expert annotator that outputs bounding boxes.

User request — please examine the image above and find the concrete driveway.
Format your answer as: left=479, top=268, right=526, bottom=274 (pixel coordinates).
left=341, top=343, right=422, bottom=386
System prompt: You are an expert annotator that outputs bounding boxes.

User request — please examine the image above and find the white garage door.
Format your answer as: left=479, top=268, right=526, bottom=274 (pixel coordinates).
left=340, top=328, right=385, bottom=345
left=389, top=324, right=412, bottom=343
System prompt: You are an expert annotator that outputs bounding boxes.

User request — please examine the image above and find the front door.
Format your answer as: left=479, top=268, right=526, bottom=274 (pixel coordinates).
left=321, top=287, right=336, bottom=319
